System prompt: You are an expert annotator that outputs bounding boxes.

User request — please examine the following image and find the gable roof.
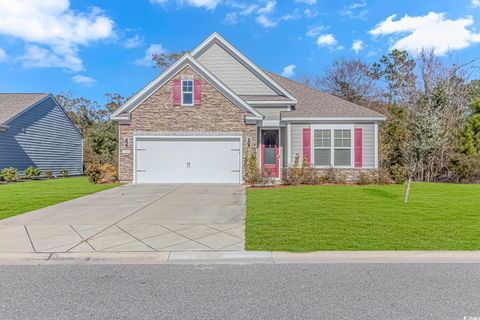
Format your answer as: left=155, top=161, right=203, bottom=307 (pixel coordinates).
left=191, top=33, right=297, bottom=104
left=266, top=72, right=386, bottom=120
left=111, top=53, right=264, bottom=120
left=0, top=93, right=49, bottom=125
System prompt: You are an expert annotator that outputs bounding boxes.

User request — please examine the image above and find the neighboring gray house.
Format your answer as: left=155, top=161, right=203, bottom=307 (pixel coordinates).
left=0, top=93, right=83, bottom=176
left=111, top=33, right=386, bottom=183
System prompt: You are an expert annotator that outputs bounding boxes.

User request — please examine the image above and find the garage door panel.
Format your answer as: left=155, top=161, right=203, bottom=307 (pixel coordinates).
left=135, top=137, right=241, bottom=183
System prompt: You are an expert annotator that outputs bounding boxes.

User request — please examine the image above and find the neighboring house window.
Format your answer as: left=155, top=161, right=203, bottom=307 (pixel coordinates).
left=312, top=126, right=353, bottom=168
left=181, top=79, right=194, bottom=106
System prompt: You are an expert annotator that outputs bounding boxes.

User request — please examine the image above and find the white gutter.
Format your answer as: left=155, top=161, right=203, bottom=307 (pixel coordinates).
left=281, top=116, right=387, bottom=122
left=246, top=100, right=297, bottom=106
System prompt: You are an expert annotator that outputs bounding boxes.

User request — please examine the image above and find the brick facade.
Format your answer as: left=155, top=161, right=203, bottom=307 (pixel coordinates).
left=118, top=66, right=257, bottom=182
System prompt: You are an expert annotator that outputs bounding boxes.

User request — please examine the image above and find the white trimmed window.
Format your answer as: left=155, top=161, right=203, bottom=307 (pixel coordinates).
left=312, top=125, right=353, bottom=168
left=181, top=79, right=194, bottom=106
left=333, top=129, right=351, bottom=166
left=313, top=129, right=331, bottom=166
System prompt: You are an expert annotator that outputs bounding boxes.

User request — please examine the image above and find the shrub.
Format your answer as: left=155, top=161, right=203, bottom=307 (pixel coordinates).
left=376, top=167, right=393, bottom=184
left=325, top=167, right=347, bottom=184
left=60, top=168, right=69, bottom=178
left=85, top=163, right=117, bottom=184
left=243, top=152, right=261, bottom=185
left=44, top=169, right=54, bottom=179
left=282, top=154, right=307, bottom=185
left=357, top=171, right=374, bottom=185
left=100, top=163, right=117, bottom=183
left=389, top=164, right=406, bottom=184
left=259, top=168, right=275, bottom=186
left=24, top=166, right=41, bottom=179
left=1, top=167, right=18, bottom=182
left=85, top=163, right=103, bottom=184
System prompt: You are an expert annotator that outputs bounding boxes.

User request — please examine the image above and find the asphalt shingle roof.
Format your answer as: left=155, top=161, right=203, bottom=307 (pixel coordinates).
left=266, top=72, right=385, bottom=119
left=0, top=93, right=48, bottom=125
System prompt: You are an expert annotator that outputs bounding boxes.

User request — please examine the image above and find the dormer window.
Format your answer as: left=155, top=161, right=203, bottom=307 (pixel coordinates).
left=181, top=79, right=194, bottom=106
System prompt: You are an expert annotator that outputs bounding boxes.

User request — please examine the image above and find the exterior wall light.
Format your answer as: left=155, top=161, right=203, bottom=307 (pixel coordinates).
left=124, top=137, right=129, bottom=148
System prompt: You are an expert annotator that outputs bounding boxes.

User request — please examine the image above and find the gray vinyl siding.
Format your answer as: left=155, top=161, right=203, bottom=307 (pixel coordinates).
left=0, top=96, right=83, bottom=176
left=355, top=124, right=375, bottom=168
left=290, top=124, right=309, bottom=165
left=255, top=107, right=289, bottom=120
left=197, top=43, right=277, bottom=96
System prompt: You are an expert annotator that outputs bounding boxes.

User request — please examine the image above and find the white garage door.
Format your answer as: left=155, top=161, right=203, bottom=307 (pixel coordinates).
left=135, top=137, right=241, bottom=183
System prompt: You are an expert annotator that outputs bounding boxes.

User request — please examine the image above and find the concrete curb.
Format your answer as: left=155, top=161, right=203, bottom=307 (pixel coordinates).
left=1, top=251, right=480, bottom=265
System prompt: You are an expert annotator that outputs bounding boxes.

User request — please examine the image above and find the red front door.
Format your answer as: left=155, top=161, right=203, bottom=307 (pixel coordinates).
left=261, top=130, right=279, bottom=177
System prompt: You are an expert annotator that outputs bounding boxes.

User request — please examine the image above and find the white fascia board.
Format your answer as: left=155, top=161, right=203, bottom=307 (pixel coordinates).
left=111, top=53, right=263, bottom=119
left=246, top=100, right=297, bottom=107
left=260, top=120, right=285, bottom=127
left=281, top=116, right=387, bottom=122
left=191, top=33, right=297, bottom=102
left=110, top=115, right=130, bottom=121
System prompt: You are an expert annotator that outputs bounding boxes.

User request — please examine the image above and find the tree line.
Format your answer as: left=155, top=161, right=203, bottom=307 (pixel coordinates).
left=298, top=49, right=480, bottom=189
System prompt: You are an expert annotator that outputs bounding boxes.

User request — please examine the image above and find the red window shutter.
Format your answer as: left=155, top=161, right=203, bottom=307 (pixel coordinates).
left=354, top=128, right=363, bottom=168
left=303, top=128, right=311, bottom=165
left=194, top=79, right=202, bottom=106
left=172, top=79, right=181, bottom=105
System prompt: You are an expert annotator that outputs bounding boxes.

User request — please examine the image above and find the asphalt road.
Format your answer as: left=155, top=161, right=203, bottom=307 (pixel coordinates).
left=0, top=264, right=479, bottom=320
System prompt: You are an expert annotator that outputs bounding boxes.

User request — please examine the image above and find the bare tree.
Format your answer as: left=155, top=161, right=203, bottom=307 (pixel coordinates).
left=317, top=59, right=379, bottom=105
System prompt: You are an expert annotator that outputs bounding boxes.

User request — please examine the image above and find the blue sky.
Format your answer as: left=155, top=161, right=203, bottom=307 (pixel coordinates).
left=0, top=0, right=479, bottom=104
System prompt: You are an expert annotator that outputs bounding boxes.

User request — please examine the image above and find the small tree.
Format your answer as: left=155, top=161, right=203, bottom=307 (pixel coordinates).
left=403, top=104, right=442, bottom=203
left=243, top=152, right=261, bottom=185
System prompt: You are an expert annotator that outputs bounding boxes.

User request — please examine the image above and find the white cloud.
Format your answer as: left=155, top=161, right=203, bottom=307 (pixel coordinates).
left=281, top=64, right=296, bottom=77
left=351, top=39, right=364, bottom=53
left=303, top=8, right=319, bottom=18
left=223, top=3, right=259, bottom=25
left=18, top=45, right=82, bottom=70
left=256, top=14, right=278, bottom=28
left=316, top=34, right=337, bottom=46
left=306, top=25, right=328, bottom=37
left=185, top=0, right=221, bottom=10
left=316, top=34, right=344, bottom=50
left=280, top=9, right=301, bottom=22
left=72, top=75, right=96, bottom=86
left=150, top=0, right=220, bottom=10
left=472, top=0, right=480, bottom=7
left=124, top=34, right=144, bottom=49
left=0, top=48, right=7, bottom=62
left=341, top=0, right=368, bottom=20
left=135, top=44, right=167, bottom=66
left=225, top=1, right=278, bottom=28
left=0, top=0, right=115, bottom=72
left=295, top=0, right=316, bottom=4
left=258, top=1, right=276, bottom=14
left=369, top=12, right=480, bottom=55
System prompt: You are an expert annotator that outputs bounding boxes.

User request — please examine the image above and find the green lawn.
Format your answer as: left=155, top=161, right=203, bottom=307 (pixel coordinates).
left=0, top=177, right=120, bottom=220
left=246, top=183, right=480, bottom=251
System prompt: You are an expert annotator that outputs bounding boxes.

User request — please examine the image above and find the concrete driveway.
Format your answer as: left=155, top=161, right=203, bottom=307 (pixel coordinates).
left=0, top=184, right=245, bottom=253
